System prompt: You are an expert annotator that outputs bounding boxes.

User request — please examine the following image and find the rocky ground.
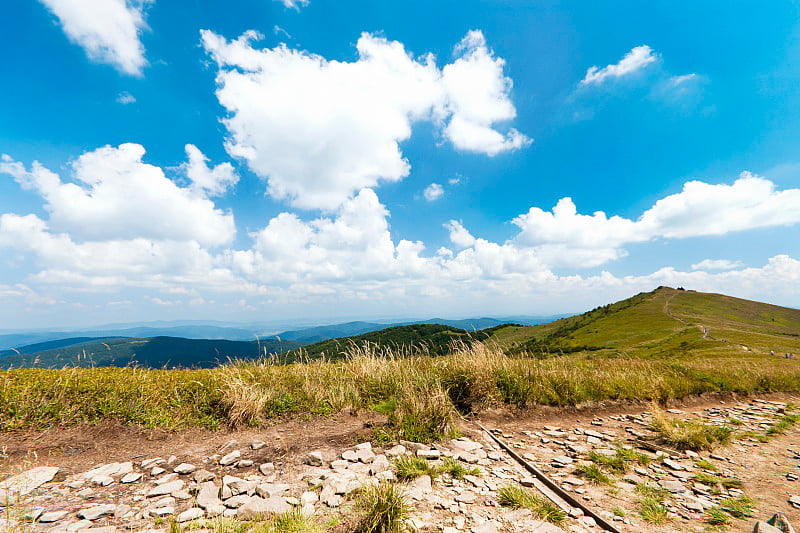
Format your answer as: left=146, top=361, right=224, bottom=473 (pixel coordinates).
left=3, top=393, right=800, bottom=533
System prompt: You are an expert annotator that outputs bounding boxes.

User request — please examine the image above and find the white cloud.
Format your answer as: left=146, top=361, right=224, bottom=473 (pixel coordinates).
left=182, top=144, right=238, bottom=197
left=201, top=29, right=527, bottom=210
left=509, top=173, right=800, bottom=266
left=40, top=0, right=151, bottom=76
left=581, top=45, right=657, bottom=85
left=0, top=143, right=235, bottom=246
left=691, top=259, right=744, bottom=271
left=445, top=220, right=476, bottom=248
left=440, top=31, right=531, bottom=155
left=116, top=91, right=136, bottom=104
left=231, top=189, right=410, bottom=284
left=424, top=183, right=444, bottom=201
left=274, top=0, right=308, bottom=10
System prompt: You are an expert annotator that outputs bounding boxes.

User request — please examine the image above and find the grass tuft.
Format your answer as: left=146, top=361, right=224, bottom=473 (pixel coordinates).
left=354, top=481, right=410, bottom=533
left=649, top=408, right=732, bottom=451
left=586, top=451, right=627, bottom=473
left=719, top=495, right=753, bottom=518
left=635, top=485, right=670, bottom=525
left=393, top=455, right=437, bottom=481
left=705, top=506, right=732, bottom=527
left=694, top=459, right=717, bottom=471
left=693, top=472, right=721, bottom=486
left=439, top=456, right=480, bottom=480
left=721, top=478, right=744, bottom=490
left=766, top=413, right=799, bottom=436
left=574, top=463, right=614, bottom=485
left=498, top=485, right=566, bottom=525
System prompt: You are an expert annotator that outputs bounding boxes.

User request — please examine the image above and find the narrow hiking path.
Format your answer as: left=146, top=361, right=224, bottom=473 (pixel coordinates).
left=3, top=392, right=800, bottom=533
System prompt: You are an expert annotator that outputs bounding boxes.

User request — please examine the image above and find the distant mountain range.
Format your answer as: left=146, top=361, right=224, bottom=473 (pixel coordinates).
left=0, top=336, right=305, bottom=369
left=0, top=315, right=564, bottom=351
left=2, top=288, right=800, bottom=369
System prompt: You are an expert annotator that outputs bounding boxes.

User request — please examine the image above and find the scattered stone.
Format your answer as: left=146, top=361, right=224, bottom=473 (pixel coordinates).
left=250, top=441, right=266, bottom=450
left=196, top=481, right=222, bottom=510
left=173, top=464, right=196, bottom=475
left=220, top=451, right=241, bottom=466
left=0, top=466, right=59, bottom=504
left=767, top=513, right=797, bottom=533
left=256, top=483, right=290, bottom=499
left=399, top=440, right=429, bottom=453
left=219, top=440, right=239, bottom=454
left=258, top=463, right=275, bottom=476
left=147, top=480, right=185, bottom=498
left=472, top=519, right=499, bottom=533
left=38, top=510, right=68, bottom=523
left=456, top=491, right=477, bottom=504
left=754, top=522, right=784, bottom=533
left=177, top=508, right=205, bottom=523
left=237, top=497, right=291, bottom=520
left=91, top=475, right=114, bottom=487
left=659, top=480, right=685, bottom=493
left=385, top=445, right=406, bottom=457
left=342, top=450, right=358, bottom=462
left=193, top=469, right=215, bottom=483
left=304, top=451, right=324, bottom=467
left=141, top=459, right=164, bottom=469
left=120, top=473, right=142, bottom=484
left=622, top=473, right=645, bottom=485
left=78, top=504, right=116, bottom=520
left=417, top=450, right=440, bottom=459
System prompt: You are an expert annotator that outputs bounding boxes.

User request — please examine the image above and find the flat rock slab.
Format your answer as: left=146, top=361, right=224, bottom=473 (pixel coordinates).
left=177, top=508, right=205, bottom=523
left=146, top=480, right=185, bottom=498
left=38, top=510, right=68, bottom=523
left=236, top=497, right=291, bottom=520
left=78, top=504, right=116, bottom=521
left=0, top=466, right=59, bottom=504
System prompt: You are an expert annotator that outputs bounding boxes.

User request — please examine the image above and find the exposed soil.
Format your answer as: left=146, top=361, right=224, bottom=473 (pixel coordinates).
left=3, top=391, right=800, bottom=533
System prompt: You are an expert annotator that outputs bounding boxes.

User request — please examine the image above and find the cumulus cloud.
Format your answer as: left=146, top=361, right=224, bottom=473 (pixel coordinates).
left=691, top=259, right=744, bottom=271
left=440, top=31, right=531, bottom=155
left=0, top=143, right=235, bottom=246
left=509, top=173, right=800, bottom=266
left=182, top=144, right=239, bottom=197
left=40, top=0, right=151, bottom=76
left=201, top=29, right=527, bottom=210
left=4, top=141, right=800, bottom=324
left=424, top=183, right=444, bottom=201
left=229, top=189, right=418, bottom=284
left=581, top=45, right=657, bottom=85
left=445, top=220, right=476, bottom=248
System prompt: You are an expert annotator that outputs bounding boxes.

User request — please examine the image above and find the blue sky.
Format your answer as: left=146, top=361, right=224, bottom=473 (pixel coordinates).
left=2, top=0, right=800, bottom=329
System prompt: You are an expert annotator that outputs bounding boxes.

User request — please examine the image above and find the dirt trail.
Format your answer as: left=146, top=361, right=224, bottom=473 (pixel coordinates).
left=3, top=392, right=800, bottom=533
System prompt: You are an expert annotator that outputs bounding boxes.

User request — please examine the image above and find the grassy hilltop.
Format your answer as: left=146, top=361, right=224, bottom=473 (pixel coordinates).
left=492, top=286, right=800, bottom=358
left=2, top=287, right=799, bottom=438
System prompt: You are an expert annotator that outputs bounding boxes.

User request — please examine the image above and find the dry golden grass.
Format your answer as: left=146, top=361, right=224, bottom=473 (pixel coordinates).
left=2, top=340, right=800, bottom=437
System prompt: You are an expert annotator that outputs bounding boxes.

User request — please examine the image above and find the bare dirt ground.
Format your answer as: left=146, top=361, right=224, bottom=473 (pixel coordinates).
left=3, top=391, right=800, bottom=533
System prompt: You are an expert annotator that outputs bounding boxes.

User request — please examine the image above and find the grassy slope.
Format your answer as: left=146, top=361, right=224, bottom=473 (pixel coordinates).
left=492, top=287, right=800, bottom=358
left=2, top=287, right=800, bottom=431
left=0, top=336, right=305, bottom=369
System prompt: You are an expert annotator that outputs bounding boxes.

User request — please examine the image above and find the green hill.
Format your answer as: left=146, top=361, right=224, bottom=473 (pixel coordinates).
left=492, top=286, right=800, bottom=358
left=0, top=336, right=305, bottom=369
left=287, top=323, right=512, bottom=360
